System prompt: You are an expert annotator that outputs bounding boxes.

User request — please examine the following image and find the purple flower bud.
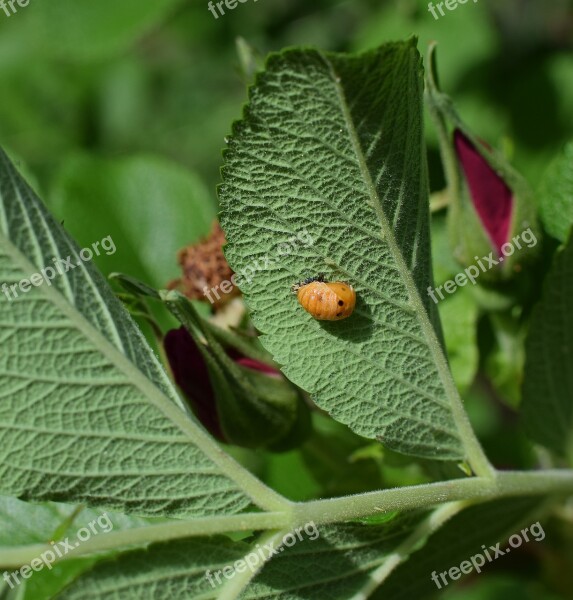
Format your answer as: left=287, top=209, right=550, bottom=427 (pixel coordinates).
left=164, top=327, right=282, bottom=442
left=454, top=129, right=514, bottom=257
left=164, top=327, right=225, bottom=441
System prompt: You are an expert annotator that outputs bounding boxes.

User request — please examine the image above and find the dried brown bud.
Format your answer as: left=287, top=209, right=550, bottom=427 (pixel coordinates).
left=168, top=221, right=240, bottom=309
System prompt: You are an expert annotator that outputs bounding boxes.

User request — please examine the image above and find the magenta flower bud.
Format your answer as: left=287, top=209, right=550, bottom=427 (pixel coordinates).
left=454, top=130, right=514, bottom=258
left=164, top=327, right=309, bottom=449
left=446, top=128, right=540, bottom=281
left=426, top=44, right=540, bottom=283
left=164, top=327, right=226, bottom=441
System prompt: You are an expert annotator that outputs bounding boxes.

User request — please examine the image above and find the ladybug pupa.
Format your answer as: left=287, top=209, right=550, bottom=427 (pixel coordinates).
left=293, top=276, right=356, bottom=321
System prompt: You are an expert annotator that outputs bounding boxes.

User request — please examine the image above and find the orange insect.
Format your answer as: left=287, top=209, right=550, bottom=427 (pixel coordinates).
left=293, top=275, right=356, bottom=321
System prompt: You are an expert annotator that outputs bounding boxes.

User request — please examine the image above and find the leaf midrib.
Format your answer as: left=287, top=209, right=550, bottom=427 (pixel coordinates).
left=320, top=49, right=471, bottom=458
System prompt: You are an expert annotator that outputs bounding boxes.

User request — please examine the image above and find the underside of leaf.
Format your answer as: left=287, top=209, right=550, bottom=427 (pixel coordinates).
left=0, top=149, right=262, bottom=517
left=220, top=40, right=466, bottom=460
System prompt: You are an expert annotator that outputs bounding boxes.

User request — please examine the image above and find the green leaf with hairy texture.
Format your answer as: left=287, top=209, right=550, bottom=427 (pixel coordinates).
left=0, top=148, right=276, bottom=517
left=522, top=233, right=573, bottom=456
left=55, top=515, right=426, bottom=600
left=55, top=536, right=253, bottom=599
left=244, top=516, right=428, bottom=600
left=538, top=141, right=573, bottom=243
left=219, top=40, right=468, bottom=461
left=372, top=497, right=544, bottom=599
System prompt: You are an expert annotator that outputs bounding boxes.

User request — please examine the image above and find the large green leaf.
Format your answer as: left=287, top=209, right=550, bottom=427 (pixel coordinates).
left=54, top=536, right=252, bottom=600
left=55, top=515, right=425, bottom=600
left=219, top=41, right=467, bottom=460
left=372, top=497, right=544, bottom=599
left=522, top=232, right=573, bottom=457
left=0, top=148, right=275, bottom=517
left=243, top=516, right=426, bottom=599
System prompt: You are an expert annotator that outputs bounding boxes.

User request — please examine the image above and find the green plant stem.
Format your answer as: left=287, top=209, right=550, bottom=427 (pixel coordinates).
left=0, top=511, right=291, bottom=569
left=218, top=529, right=287, bottom=600
left=2, top=470, right=573, bottom=569
left=425, top=43, right=460, bottom=196
left=293, top=470, right=573, bottom=526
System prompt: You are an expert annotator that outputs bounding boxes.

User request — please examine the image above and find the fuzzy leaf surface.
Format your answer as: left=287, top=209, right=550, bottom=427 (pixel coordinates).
left=220, top=41, right=465, bottom=459
left=373, top=497, right=543, bottom=599
left=522, top=233, right=573, bottom=456
left=0, top=149, right=257, bottom=517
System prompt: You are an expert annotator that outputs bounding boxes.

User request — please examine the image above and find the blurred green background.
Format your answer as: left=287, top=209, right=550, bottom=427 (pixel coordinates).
left=1, top=1, right=573, bottom=597
left=1, top=0, right=572, bottom=288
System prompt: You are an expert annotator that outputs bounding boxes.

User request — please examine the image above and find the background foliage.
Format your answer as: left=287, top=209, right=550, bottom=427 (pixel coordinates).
left=1, top=0, right=573, bottom=598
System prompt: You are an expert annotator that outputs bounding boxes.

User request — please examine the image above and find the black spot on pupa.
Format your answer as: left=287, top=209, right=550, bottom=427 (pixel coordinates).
left=338, top=300, right=344, bottom=306
left=336, top=312, right=342, bottom=317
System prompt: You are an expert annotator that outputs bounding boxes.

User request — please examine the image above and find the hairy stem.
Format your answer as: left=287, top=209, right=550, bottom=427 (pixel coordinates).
left=424, top=43, right=460, bottom=197
left=292, top=470, right=573, bottom=526
left=0, top=511, right=291, bottom=569
left=2, top=470, right=572, bottom=569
